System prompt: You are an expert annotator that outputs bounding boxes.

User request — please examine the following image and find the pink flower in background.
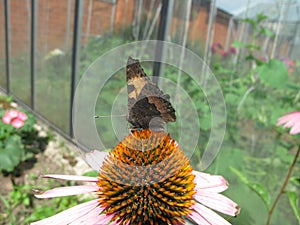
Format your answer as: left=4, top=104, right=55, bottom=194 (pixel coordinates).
left=221, top=50, right=230, bottom=58
left=228, top=47, right=237, bottom=55
left=2, top=114, right=12, bottom=124
left=281, top=58, right=295, bottom=73
left=211, top=43, right=236, bottom=58
left=211, top=42, right=223, bottom=54
left=7, top=109, right=19, bottom=118
left=11, top=118, right=24, bottom=129
left=277, top=111, right=300, bottom=135
left=17, top=112, right=28, bottom=121
left=1, top=109, right=28, bottom=129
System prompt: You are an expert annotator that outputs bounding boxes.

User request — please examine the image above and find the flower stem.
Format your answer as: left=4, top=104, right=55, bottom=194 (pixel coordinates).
left=266, top=144, right=300, bottom=225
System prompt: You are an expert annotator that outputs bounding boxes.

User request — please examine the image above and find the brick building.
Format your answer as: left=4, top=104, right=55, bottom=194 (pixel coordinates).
left=0, top=0, right=231, bottom=58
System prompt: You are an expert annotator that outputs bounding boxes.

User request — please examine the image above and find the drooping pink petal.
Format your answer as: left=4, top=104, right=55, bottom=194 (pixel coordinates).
left=194, top=192, right=240, bottom=216
left=30, top=199, right=101, bottom=225
left=34, top=185, right=99, bottom=199
left=42, top=174, right=98, bottom=182
left=277, top=111, right=300, bottom=135
left=189, top=203, right=233, bottom=225
left=11, top=118, right=24, bottom=129
left=2, top=115, right=11, bottom=124
left=17, top=112, right=28, bottom=121
left=68, top=206, right=105, bottom=225
left=85, top=150, right=109, bottom=171
left=75, top=213, right=119, bottom=225
left=188, top=211, right=213, bottom=225
left=193, top=171, right=228, bottom=193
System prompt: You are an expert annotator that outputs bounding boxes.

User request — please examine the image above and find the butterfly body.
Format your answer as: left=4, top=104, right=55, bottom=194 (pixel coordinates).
left=126, top=57, right=176, bottom=130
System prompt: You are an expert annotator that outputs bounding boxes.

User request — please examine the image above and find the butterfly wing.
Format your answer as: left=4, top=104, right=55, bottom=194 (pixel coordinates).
left=126, top=57, right=176, bottom=130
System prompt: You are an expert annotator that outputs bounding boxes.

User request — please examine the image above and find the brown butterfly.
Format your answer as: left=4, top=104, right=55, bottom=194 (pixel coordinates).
left=126, top=57, right=176, bottom=131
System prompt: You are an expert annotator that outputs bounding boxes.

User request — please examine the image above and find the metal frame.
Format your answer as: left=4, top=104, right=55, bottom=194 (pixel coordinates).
left=70, top=0, right=84, bottom=137
left=4, top=0, right=10, bottom=94
left=153, top=0, right=170, bottom=84
left=30, top=0, right=37, bottom=109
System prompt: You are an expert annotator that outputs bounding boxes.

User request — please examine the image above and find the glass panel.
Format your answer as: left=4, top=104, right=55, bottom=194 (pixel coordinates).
left=9, top=0, right=31, bottom=104
left=0, top=0, right=6, bottom=88
left=35, top=0, right=74, bottom=133
left=76, top=1, right=300, bottom=224
left=77, top=0, right=163, bottom=149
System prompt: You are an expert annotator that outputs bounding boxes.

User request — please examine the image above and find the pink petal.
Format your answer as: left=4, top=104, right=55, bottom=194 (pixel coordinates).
left=7, top=109, right=19, bottom=119
left=194, top=192, right=240, bottom=216
left=188, top=211, right=213, bottom=225
left=108, top=219, right=131, bottom=225
left=69, top=206, right=105, bottom=225
left=277, top=112, right=300, bottom=126
left=30, top=199, right=101, bottom=225
left=189, top=203, right=233, bottom=225
left=277, top=112, right=300, bottom=135
left=34, top=185, right=99, bottom=199
left=282, top=116, right=299, bottom=128
left=290, top=122, right=300, bottom=135
left=193, top=171, right=228, bottom=193
left=92, top=213, right=116, bottom=225
left=43, top=174, right=98, bottom=182
left=85, top=150, right=109, bottom=171
left=2, top=115, right=11, bottom=124
left=17, top=112, right=28, bottom=121
left=11, top=118, right=24, bottom=128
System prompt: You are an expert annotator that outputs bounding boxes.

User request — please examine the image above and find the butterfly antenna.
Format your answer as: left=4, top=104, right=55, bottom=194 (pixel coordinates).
left=94, top=114, right=127, bottom=119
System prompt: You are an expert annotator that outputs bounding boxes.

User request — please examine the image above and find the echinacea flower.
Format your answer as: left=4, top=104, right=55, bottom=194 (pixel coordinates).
left=31, top=130, right=240, bottom=225
left=277, top=111, right=300, bottom=135
left=1, top=109, right=28, bottom=129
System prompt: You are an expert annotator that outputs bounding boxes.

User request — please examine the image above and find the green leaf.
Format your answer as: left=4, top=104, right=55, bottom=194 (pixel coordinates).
left=287, top=192, right=300, bottom=224
left=256, top=13, right=268, bottom=23
left=232, top=41, right=248, bottom=48
left=256, top=59, right=288, bottom=88
left=259, top=28, right=275, bottom=38
left=245, top=54, right=256, bottom=61
left=275, top=146, right=294, bottom=163
left=82, top=170, right=98, bottom=177
left=243, top=18, right=256, bottom=26
left=286, top=82, right=300, bottom=90
left=247, top=183, right=271, bottom=210
left=230, top=166, right=249, bottom=184
left=290, top=177, right=300, bottom=186
left=247, top=44, right=261, bottom=51
left=0, top=194, right=14, bottom=225
left=231, top=167, right=271, bottom=210
left=0, top=135, right=24, bottom=172
left=23, top=197, right=30, bottom=206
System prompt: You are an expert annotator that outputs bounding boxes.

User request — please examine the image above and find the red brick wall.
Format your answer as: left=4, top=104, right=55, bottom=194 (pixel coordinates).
left=0, top=0, right=231, bottom=58
left=0, top=0, right=134, bottom=58
left=171, top=5, right=230, bottom=49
